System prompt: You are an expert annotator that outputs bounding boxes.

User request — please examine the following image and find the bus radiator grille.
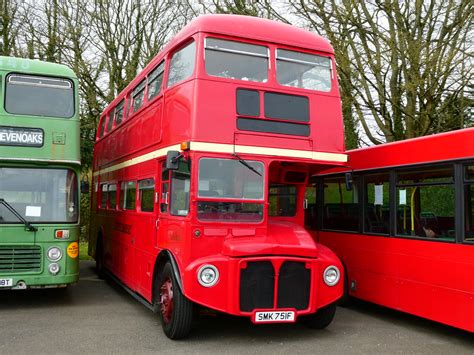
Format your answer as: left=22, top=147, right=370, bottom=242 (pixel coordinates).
left=240, top=261, right=274, bottom=312
left=0, top=246, right=42, bottom=273
left=277, top=261, right=310, bottom=310
left=239, top=261, right=311, bottom=312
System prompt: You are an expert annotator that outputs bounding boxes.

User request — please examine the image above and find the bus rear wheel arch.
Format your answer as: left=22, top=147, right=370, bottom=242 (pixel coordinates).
left=154, top=261, right=193, bottom=340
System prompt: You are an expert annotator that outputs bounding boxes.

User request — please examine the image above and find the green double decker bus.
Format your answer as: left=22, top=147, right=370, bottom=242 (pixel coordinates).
left=0, top=56, right=80, bottom=289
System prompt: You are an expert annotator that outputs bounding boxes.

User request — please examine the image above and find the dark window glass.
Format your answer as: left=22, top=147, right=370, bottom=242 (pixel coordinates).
left=5, top=74, right=74, bottom=118
left=464, top=174, right=474, bottom=243
left=107, top=109, right=114, bottom=132
left=236, top=89, right=259, bottom=116
left=161, top=182, right=169, bottom=213
left=264, top=92, right=309, bottom=122
left=323, top=176, right=359, bottom=231
left=198, top=202, right=263, bottom=222
left=396, top=168, right=454, bottom=241
left=237, top=118, right=310, bottom=137
left=276, top=49, right=331, bottom=92
left=364, top=174, right=389, bottom=235
left=108, top=184, right=117, bottom=209
left=171, top=162, right=191, bottom=216
left=100, top=184, right=108, bottom=209
left=122, top=181, right=136, bottom=210
left=98, top=116, right=106, bottom=138
left=465, top=165, right=474, bottom=181
left=148, top=61, right=165, bottom=100
left=285, top=171, right=307, bottom=183
left=132, top=80, right=146, bottom=112
left=304, top=185, right=318, bottom=229
left=115, top=100, right=125, bottom=125
left=139, top=179, right=154, bottom=212
left=205, top=37, right=268, bottom=83
left=269, top=184, right=297, bottom=216
left=167, top=41, right=196, bottom=87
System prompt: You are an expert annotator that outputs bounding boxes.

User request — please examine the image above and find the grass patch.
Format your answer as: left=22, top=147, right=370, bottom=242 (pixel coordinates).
left=79, top=241, right=92, bottom=261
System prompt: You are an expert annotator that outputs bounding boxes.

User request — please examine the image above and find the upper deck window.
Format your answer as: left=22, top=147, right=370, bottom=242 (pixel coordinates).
left=148, top=61, right=165, bottom=100
left=115, top=100, right=125, bottom=125
left=5, top=74, right=74, bottom=118
left=167, top=41, right=196, bottom=88
left=98, top=116, right=106, bottom=138
left=131, top=80, right=146, bottom=113
left=205, top=38, right=268, bottom=83
left=276, top=49, right=332, bottom=92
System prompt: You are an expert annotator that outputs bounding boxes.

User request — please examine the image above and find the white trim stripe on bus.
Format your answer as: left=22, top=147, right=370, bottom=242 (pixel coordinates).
left=92, top=142, right=347, bottom=177
left=0, top=157, right=81, bottom=165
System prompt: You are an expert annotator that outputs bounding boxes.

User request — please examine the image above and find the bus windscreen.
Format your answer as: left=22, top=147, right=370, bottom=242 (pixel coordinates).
left=5, top=74, right=74, bottom=118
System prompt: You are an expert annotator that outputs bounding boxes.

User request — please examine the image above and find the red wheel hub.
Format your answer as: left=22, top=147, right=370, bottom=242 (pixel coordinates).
left=160, top=278, right=174, bottom=324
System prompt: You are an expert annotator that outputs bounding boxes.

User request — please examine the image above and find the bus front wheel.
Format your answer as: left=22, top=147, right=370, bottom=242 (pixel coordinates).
left=301, top=303, right=337, bottom=329
left=157, top=262, right=193, bottom=340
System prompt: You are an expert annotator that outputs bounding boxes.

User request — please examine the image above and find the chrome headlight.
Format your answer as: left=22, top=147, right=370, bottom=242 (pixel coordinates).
left=47, top=247, right=62, bottom=262
left=323, top=266, right=340, bottom=286
left=197, top=264, right=219, bottom=287
left=48, top=263, right=60, bottom=275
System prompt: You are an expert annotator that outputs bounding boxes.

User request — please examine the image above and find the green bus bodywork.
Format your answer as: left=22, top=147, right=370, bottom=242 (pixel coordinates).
left=0, top=56, right=80, bottom=289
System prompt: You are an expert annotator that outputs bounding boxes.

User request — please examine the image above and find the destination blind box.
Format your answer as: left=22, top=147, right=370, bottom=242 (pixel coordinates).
left=0, top=126, right=44, bottom=147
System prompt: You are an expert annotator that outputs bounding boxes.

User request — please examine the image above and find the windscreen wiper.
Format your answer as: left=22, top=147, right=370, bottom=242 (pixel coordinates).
left=232, top=153, right=262, bottom=177
left=0, top=198, right=37, bottom=232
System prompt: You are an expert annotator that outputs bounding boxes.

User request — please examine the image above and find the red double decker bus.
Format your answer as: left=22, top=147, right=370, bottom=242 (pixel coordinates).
left=89, top=14, right=348, bottom=339
left=313, top=128, right=474, bottom=332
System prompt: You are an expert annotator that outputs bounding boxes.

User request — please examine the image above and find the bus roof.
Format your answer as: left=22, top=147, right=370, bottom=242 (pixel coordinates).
left=0, top=56, right=76, bottom=78
left=166, top=14, right=334, bottom=54
left=105, top=14, right=335, bottom=115
left=348, top=128, right=474, bottom=170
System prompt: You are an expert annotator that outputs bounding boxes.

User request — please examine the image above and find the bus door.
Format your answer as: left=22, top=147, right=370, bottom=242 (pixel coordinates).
left=156, top=159, right=191, bottom=258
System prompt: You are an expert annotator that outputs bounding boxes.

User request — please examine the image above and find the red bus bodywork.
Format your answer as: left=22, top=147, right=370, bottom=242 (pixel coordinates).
left=89, top=15, right=346, bottom=338
left=316, top=128, right=474, bottom=332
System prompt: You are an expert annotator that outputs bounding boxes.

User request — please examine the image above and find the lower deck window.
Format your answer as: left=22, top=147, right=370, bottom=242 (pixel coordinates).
left=396, top=167, right=455, bottom=241
left=323, top=176, right=359, bottom=232
left=269, top=184, right=297, bottom=216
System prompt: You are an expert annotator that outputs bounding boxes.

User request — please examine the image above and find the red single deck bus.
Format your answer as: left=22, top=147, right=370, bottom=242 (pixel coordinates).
left=89, top=14, right=348, bottom=339
left=313, top=128, right=474, bottom=332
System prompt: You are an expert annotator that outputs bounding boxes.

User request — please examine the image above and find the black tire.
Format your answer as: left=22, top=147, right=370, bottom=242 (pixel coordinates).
left=95, top=237, right=105, bottom=279
left=156, top=262, right=193, bottom=340
left=301, top=303, right=337, bottom=329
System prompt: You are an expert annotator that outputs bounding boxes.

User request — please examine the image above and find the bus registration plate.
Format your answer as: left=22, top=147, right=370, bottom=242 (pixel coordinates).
left=0, top=278, right=13, bottom=288
left=254, top=311, right=295, bottom=323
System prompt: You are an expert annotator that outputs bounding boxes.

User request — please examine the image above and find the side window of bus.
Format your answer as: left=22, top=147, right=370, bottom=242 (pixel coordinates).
left=464, top=164, right=474, bottom=243
left=269, top=184, right=297, bottom=216
left=364, top=173, right=390, bottom=235
left=139, top=178, right=154, bottom=212
left=98, top=115, right=106, bottom=138
left=322, top=175, right=359, bottom=232
left=170, top=161, right=191, bottom=216
left=148, top=60, right=165, bottom=100
left=106, top=108, right=115, bottom=133
left=396, top=166, right=455, bottom=241
left=167, top=40, right=196, bottom=88
left=121, top=181, right=137, bottom=210
left=161, top=163, right=169, bottom=213
left=115, top=100, right=125, bottom=125
left=100, top=184, right=108, bottom=208
left=108, top=184, right=117, bottom=209
left=131, top=80, right=146, bottom=113
left=304, top=184, right=317, bottom=229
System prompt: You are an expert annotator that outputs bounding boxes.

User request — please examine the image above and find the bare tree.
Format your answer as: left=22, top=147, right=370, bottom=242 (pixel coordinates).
left=290, top=0, right=473, bottom=144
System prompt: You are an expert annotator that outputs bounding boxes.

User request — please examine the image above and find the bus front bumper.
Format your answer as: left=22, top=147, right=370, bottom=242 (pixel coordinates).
left=181, top=252, right=343, bottom=320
